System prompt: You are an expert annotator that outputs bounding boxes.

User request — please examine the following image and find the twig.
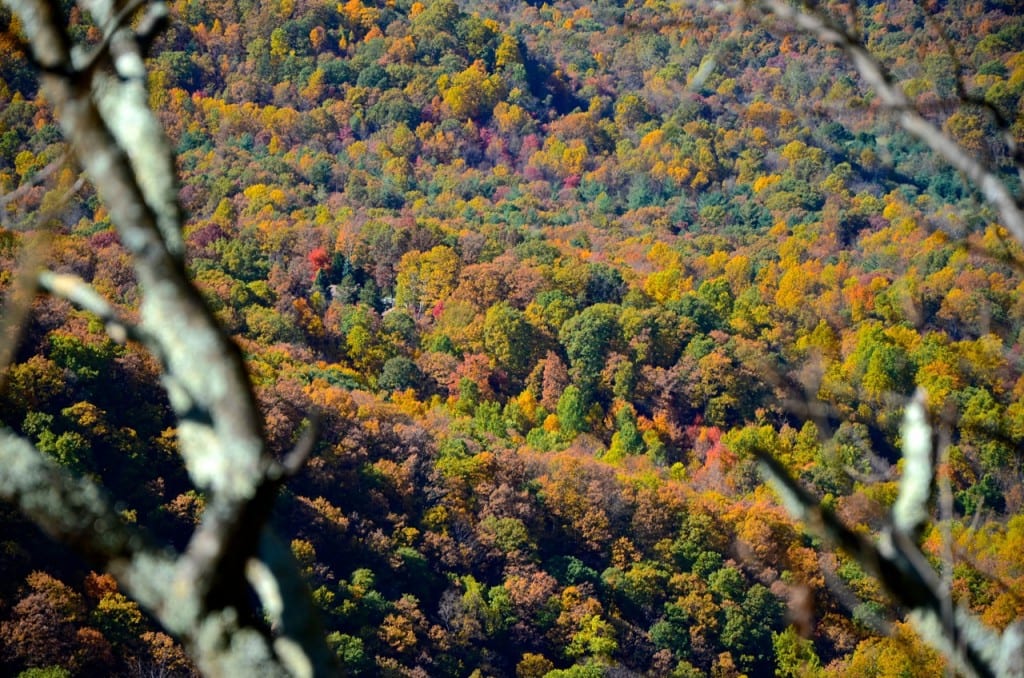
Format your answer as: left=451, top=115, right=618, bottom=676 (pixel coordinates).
left=279, top=415, right=320, bottom=479
left=38, top=270, right=140, bottom=345
left=0, top=150, right=73, bottom=210
left=0, top=428, right=163, bottom=566
left=249, top=532, right=336, bottom=676
left=70, top=0, right=148, bottom=74
left=756, top=446, right=1001, bottom=678
left=935, top=418, right=957, bottom=678
left=924, top=8, right=1024, bottom=184
left=893, top=388, right=931, bottom=536
left=0, top=232, right=48, bottom=393
left=749, top=0, right=1024, bottom=246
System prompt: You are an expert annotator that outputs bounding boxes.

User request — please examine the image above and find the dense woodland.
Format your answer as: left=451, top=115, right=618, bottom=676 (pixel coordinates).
left=1, top=0, right=1024, bottom=674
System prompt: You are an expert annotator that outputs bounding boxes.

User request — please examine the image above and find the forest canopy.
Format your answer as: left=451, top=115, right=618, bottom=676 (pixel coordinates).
left=1, top=0, right=1024, bottom=675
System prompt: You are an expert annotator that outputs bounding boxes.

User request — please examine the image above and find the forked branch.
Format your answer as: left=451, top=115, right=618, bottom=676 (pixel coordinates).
left=744, top=2, right=1024, bottom=676
left=0, top=0, right=335, bottom=673
left=750, top=0, right=1024, bottom=245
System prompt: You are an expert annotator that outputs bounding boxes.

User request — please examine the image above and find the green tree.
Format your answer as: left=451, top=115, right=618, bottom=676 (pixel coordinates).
left=605, top=403, right=644, bottom=463
left=483, top=301, right=536, bottom=383
left=378, top=356, right=422, bottom=392
left=773, top=626, right=822, bottom=678
left=557, top=385, right=589, bottom=438
left=558, top=303, right=621, bottom=391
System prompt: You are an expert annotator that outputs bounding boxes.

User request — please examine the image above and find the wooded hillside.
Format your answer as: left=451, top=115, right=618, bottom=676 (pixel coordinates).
left=1, top=0, right=1023, bottom=674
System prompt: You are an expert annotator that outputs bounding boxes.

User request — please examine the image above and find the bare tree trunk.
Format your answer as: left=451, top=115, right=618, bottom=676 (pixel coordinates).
left=0, top=0, right=336, bottom=674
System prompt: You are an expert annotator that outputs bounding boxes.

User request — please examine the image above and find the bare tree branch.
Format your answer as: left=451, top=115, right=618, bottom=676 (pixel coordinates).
left=0, top=0, right=336, bottom=673
left=0, top=233, right=48, bottom=392
left=749, top=0, right=1024, bottom=245
left=38, top=270, right=140, bottom=345
left=736, top=3, right=1024, bottom=675
left=924, top=10, right=1024, bottom=185
left=0, top=429, right=159, bottom=564
left=755, top=446, right=1007, bottom=678
left=893, top=389, right=931, bottom=537
left=0, top=150, right=74, bottom=215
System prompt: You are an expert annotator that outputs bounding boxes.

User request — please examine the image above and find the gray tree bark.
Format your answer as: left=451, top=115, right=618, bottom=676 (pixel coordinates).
left=0, top=0, right=336, bottom=674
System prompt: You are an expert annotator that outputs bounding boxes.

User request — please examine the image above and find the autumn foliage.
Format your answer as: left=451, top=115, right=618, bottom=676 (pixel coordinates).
left=2, top=0, right=1024, bottom=674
